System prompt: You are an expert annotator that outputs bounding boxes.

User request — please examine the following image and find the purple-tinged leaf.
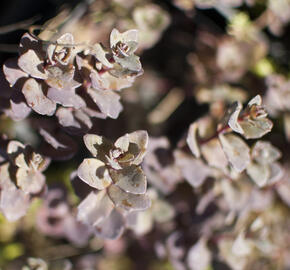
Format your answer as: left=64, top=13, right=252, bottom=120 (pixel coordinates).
left=246, top=162, right=270, bottom=187
left=22, top=78, right=56, bottom=115
left=7, top=91, right=31, bottom=121
left=94, top=209, right=125, bottom=239
left=3, top=58, right=28, bottom=86
left=77, top=190, right=114, bottom=226
left=77, top=158, right=112, bottom=189
left=186, top=122, right=200, bottom=158
left=0, top=186, right=30, bottom=222
left=87, top=88, right=123, bottom=119
left=56, top=107, right=92, bottom=134
left=228, top=101, right=244, bottom=134
left=83, top=134, right=112, bottom=161
left=110, top=29, right=138, bottom=49
left=47, top=33, right=74, bottom=65
left=110, top=165, right=147, bottom=194
left=18, top=50, right=47, bottom=79
left=108, top=184, right=151, bottom=211
left=219, top=133, right=250, bottom=172
left=47, top=87, right=85, bottom=109
left=45, top=66, right=80, bottom=90
left=90, top=43, right=113, bottom=68
left=201, top=138, right=228, bottom=171
left=251, top=141, right=281, bottom=165
left=239, top=118, right=273, bottom=139
left=174, top=150, right=210, bottom=188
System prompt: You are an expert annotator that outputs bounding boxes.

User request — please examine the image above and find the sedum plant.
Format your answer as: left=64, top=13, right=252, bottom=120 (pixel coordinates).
left=0, top=0, right=289, bottom=269
left=0, top=139, right=49, bottom=221
left=76, top=131, right=151, bottom=239
left=2, top=28, right=143, bottom=133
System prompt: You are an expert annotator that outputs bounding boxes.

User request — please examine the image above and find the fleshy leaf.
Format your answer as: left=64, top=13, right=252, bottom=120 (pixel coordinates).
left=110, top=165, right=147, bottom=194
left=186, top=122, right=200, bottom=158
left=201, top=138, right=228, bottom=171
left=248, top=95, right=262, bottom=106
left=246, top=162, right=270, bottom=187
left=47, top=88, right=85, bottom=109
left=219, top=133, right=250, bottom=172
left=126, top=210, right=153, bottom=236
left=110, top=29, right=138, bottom=49
left=22, top=78, right=56, bottom=115
left=239, top=118, right=273, bottom=139
left=83, top=134, right=112, bottom=161
left=45, top=66, right=80, bottom=90
left=108, top=185, right=151, bottom=211
left=94, top=209, right=124, bottom=240
left=16, top=169, right=45, bottom=194
left=18, top=50, right=47, bottom=79
left=174, top=150, right=210, bottom=188
left=3, top=58, right=28, bottom=86
left=77, top=190, right=114, bottom=227
left=87, top=88, right=123, bottom=119
left=8, top=92, right=31, bottom=121
left=114, top=133, right=130, bottom=152
left=47, top=33, right=74, bottom=65
left=90, top=70, right=110, bottom=90
left=114, top=54, right=142, bottom=72
left=77, top=158, right=112, bottom=189
left=90, top=43, right=113, bottom=68
left=251, top=141, right=281, bottom=165
left=125, top=130, right=148, bottom=165
left=228, top=101, right=244, bottom=134
left=0, top=187, right=30, bottom=222
left=56, top=107, right=92, bottom=133
left=268, top=162, right=284, bottom=185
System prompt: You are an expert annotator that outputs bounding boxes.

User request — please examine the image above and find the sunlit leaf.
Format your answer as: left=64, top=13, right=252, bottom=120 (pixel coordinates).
left=47, top=87, right=85, bottom=109
left=251, top=141, right=281, bottom=164
left=22, top=78, right=56, bottom=115
left=94, top=209, right=124, bottom=239
left=16, top=169, right=45, bottom=194
left=87, top=88, right=123, bottom=119
left=228, top=101, right=244, bottom=134
left=77, top=158, right=112, bottom=189
left=201, top=138, right=228, bottom=171
left=18, top=50, right=47, bottom=79
left=77, top=190, right=114, bottom=226
left=110, top=29, right=138, bottom=49
left=174, top=150, right=210, bottom=188
left=186, top=122, right=200, bottom=158
left=83, top=134, right=112, bottom=161
left=239, top=118, right=273, bottom=139
left=108, top=185, right=151, bottom=211
left=110, top=165, right=147, bottom=194
left=3, top=58, right=28, bottom=86
left=0, top=187, right=30, bottom=222
left=90, top=43, right=113, bottom=68
left=246, top=162, right=270, bottom=187
left=219, top=133, right=250, bottom=172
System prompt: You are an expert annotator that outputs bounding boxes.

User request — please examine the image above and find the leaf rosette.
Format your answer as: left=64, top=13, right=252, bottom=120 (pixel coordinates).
left=76, top=131, right=150, bottom=239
